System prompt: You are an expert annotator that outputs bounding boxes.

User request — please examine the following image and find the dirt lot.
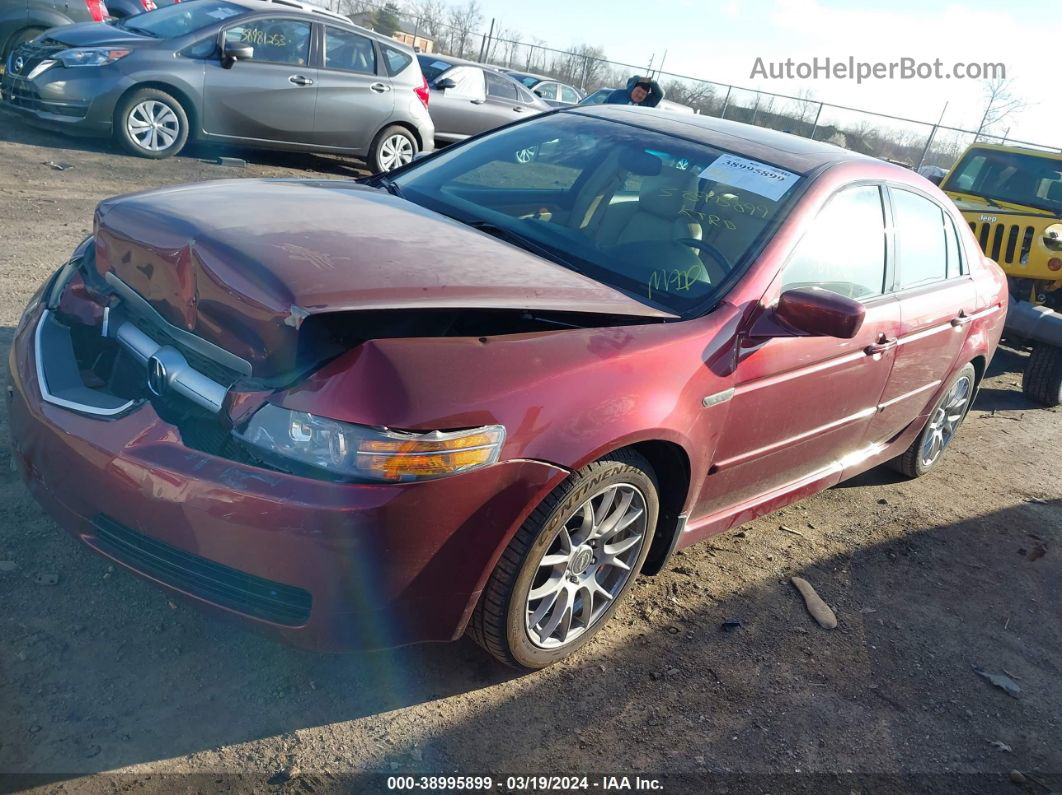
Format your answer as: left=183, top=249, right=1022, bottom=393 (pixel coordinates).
left=0, top=110, right=1059, bottom=794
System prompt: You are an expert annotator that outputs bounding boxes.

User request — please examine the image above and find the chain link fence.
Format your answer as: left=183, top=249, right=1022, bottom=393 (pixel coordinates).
left=319, top=0, right=1060, bottom=170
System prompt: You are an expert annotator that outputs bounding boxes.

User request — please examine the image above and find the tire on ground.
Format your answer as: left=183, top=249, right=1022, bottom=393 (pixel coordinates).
left=890, top=362, right=977, bottom=479
left=1022, top=344, right=1062, bottom=407
left=468, top=449, right=659, bottom=670
left=114, top=87, right=190, bottom=159
left=368, top=124, right=417, bottom=173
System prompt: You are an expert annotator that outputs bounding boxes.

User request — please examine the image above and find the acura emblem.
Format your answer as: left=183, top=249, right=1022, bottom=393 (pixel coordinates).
left=146, top=354, right=168, bottom=396
left=13, top=56, right=24, bottom=74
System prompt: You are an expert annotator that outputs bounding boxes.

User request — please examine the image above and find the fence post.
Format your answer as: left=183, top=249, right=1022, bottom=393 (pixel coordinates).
left=915, top=125, right=939, bottom=171
left=719, top=85, right=732, bottom=119
left=809, top=102, right=823, bottom=140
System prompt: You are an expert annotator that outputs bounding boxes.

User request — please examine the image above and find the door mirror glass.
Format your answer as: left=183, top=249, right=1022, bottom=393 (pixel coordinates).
left=775, top=287, right=866, bottom=339
left=435, top=77, right=456, bottom=90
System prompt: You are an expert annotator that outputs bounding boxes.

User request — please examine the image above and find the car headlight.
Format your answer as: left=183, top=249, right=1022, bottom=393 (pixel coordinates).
left=56, top=48, right=131, bottom=68
left=235, top=404, right=505, bottom=483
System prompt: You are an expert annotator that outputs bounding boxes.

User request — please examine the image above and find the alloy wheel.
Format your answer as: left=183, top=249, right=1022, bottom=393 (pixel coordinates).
left=379, top=134, right=414, bottom=171
left=525, top=483, right=648, bottom=649
left=920, top=374, right=972, bottom=467
left=126, top=100, right=180, bottom=153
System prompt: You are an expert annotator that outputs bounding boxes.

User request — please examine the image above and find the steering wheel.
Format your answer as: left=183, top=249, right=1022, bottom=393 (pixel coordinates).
left=677, top=238, right=732, bottom=273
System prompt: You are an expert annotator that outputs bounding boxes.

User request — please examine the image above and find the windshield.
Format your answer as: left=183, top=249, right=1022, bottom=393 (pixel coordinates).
left=507, top=73, right=540, bottom=88
left=417, top=55, right=455, bottom=82
left=392, top=113, right=805, bottom=315
left=945, top=148, right=1062, bottom=215
left=116, top=0, right=246, bottom=38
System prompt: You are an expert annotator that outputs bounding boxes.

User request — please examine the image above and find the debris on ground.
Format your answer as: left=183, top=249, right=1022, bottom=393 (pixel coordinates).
left=973, top=668, right=1022, bottom=698
left=778, top=525, right=805, bottom=537
left=34, top=573, right=59, bottom=585
left=720, top=618, right=742, bottom=632
left=790, top=577, right=837, bottom=629
left=989, top=740, right=1013, bottom=752
left=43, top=161, right=74, bottom=171
left=1009, top=769, right=1026, bottom=784
left=208, top=156, right=247, bottom=168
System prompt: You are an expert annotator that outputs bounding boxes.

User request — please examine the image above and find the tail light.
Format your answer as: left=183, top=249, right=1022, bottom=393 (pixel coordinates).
left=140, top=0, right=156, bottom=9
left=414, top=74, right=429, bottom=109
left=84, top=0, right=108, bottom=21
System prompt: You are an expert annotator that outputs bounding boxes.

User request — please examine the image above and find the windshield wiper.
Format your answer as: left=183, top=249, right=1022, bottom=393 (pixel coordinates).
left=464, top=220, right=580, bottom=271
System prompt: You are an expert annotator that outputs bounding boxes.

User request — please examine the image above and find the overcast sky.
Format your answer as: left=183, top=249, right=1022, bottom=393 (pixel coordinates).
left=468, top=0, right=1058, bottom=147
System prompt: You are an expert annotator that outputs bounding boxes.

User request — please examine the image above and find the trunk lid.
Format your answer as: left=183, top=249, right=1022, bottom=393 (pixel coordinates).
left=92, top=179, right=672, bottom=380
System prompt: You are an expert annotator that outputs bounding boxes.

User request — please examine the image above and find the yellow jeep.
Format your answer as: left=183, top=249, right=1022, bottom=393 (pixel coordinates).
left=941, top=143, right=1062, bottom=405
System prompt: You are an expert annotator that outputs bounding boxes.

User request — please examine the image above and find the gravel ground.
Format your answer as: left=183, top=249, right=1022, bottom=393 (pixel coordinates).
left=0, top=110, right=1060, bottom=794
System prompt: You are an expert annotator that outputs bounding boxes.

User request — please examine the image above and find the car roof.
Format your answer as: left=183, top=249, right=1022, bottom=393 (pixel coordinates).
left=225, top=0, right=369, bottom=28
left=418, top=53, right=505, bottom=72
left=570, top=105, right=879, bottom=174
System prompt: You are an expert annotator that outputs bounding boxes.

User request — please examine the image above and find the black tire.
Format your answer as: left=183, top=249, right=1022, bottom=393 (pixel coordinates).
left=468, top=450, right=659, bottom=670
left=3, top=27, right=44, bottom=63
left=1022, top=344, right=1062, bottom=407
left=114, top=88, right=190, bottom=159
left=368, top=124, right=417, bottom=173
left=890, top=363, right=977, bottom=478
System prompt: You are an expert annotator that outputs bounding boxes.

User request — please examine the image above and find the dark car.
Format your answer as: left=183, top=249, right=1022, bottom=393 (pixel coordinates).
left=500, top=68, right=581, bottom=107
left=417, top=53, right=549, bottom=145
left=2, top=0, right=434, bottom=170
left=9, top=107, right=1006, bottom=670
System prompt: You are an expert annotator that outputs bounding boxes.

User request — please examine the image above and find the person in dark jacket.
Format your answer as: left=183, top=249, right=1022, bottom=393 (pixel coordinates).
left=603, top=75, right=664, bottom=107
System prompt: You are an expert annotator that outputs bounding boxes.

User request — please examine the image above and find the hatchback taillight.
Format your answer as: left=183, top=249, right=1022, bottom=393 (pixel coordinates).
left=140, top=0, right=156, bottom=9
left=414, top=74, right=429, bottom=109
left=84, top=0, right=108, bottom=21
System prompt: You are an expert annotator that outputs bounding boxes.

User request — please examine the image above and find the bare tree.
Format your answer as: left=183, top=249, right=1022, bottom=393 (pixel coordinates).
left=410, top=0, right=446, bottom=42
left=446, top=0, right=482, bottom=59
left=976, top=77, right=1027, bottom=138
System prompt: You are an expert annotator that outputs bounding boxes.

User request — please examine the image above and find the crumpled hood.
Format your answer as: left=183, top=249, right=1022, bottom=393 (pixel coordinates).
left=43, top=22, right=156, bottom=48
left=92, top=179, right=672, bottom=378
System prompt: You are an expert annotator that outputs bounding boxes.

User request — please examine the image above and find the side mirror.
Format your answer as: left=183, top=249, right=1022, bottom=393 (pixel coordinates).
left=775, top=287, right=865, bottom=339
left=222, top=42, right=253, bottom=68
left=927, top=173, right=945, bottom=186
left=435, top=77, right=456, bottom=90
left=533, top=88, right=544, bottom=97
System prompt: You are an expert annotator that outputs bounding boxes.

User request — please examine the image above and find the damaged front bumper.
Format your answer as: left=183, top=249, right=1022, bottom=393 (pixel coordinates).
left=9, top=283, right=569, bottom=651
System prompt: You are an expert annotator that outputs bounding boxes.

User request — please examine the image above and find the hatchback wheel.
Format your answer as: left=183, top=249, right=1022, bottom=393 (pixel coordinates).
left=115, top=88, right=189, bottom=159
left=891, top=363, right=976, bottom=478
left=469, top=450, right=658, bottom=669
left=369, top=125, right=417, bottom=173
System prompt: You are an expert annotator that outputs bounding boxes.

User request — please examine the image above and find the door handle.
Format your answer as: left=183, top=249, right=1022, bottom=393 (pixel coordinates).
left=288, top=75, right=313, bottom=86
left=951, top=311, right=971, bottom=328
left=864, top=336, right=898, bottom=356
left=513, top=106, right=526, bottom=112
left=470, top=98, right=485, bottom=104
left=369, top=82, right=390, bottom=93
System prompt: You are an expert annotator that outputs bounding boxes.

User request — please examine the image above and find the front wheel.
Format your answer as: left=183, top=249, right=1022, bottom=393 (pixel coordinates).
left=468, top=450, right=658, bottom=670
left=114, top=88, right=189, bottom=159
left=1022, top=344, right=1062, bottom=407
left=891, top=363, right=976, bottom=478
left=368, top=125, right=417, bottom=173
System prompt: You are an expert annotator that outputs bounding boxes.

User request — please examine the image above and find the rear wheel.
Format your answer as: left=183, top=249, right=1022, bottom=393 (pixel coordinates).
left=468, top=450, right=658, bottom=670
left=891, top=363, right=976, bottom=478
left=1023, top=344, right=1062, bottom=407
left=368, top=125, right=417, bottom=173
left=114, top=88, right=189, bottom=159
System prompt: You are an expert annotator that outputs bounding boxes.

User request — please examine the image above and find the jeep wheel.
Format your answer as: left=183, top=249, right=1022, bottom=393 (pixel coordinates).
left=891, top=363, right=976, bottom=478
left=1023, top=344, right=1062, bottom=407
left=468, top=450, right=658, bottom=670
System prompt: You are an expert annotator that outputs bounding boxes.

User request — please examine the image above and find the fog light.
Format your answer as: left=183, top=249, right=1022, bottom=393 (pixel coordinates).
left=1048, top=258, right=1062, bottom=272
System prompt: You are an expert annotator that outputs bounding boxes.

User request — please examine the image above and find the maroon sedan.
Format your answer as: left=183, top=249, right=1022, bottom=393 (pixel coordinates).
left=8, top=107, right=1007, bottom=669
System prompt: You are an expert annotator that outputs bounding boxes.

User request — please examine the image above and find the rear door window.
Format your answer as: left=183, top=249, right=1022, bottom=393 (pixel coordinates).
left=892, top=188, right=948, bottom=289
left=781, top=185, right=887, bottom=299
left=322, top=26, right=376, bottom=74
left=536, top=82, right=558, bottom=100
left=224, top=19, right=311, bottom=65
left=382, top=44, right=412, bottom=76
left=485, top=71, right=519, bottom=100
